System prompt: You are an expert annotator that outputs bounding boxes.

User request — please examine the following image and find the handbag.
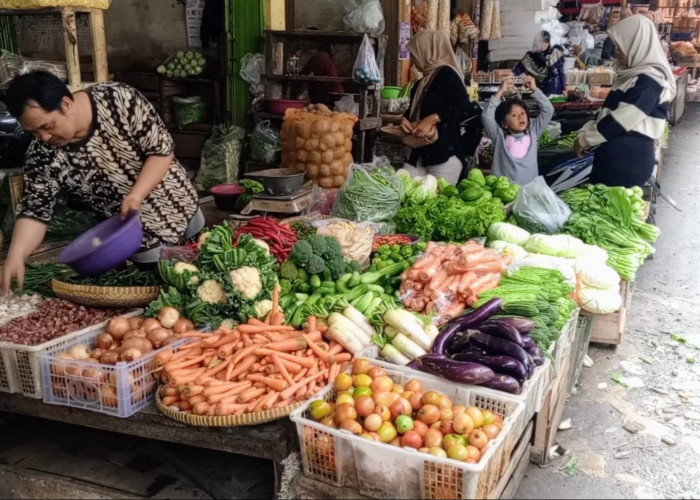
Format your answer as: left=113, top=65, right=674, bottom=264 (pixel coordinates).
left=380, top=71, right=440, bottom=148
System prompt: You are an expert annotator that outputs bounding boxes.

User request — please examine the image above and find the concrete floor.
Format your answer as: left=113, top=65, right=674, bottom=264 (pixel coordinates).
left=516, top=104, right=700, bottom=499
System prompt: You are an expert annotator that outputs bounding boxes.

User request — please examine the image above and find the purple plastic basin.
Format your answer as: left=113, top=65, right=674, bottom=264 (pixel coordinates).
left=59, top=210, right=144, bottom=276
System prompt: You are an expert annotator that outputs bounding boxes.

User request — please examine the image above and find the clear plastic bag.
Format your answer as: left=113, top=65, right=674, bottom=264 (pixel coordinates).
left=195, top=125, right=246, bottom=192
left=250, top=120, right=281, bottom=164
left=512, top=176, right=572, bottom=234
left=332, top=163, right=404, bottom=223
left=352, top=34, right=382, bottom=85
left=344, top=0, right=385, bottom=35
left=309, top=186, right=338, bottom=216
left=173, top=96, right=208, bottom=129
left=239, top=53, right=265, bottom=95
left=454, top=46, right=471, bottom=76
left=335, top=95, right=359, bottom=115
left=160, top=245, right=198, bottom=263
left=311, top=218, right=379, bottom=268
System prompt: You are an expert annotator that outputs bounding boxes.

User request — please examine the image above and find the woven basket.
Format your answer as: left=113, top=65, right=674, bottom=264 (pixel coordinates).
left=51, top=278, right=161, bottom=308
left=156, top=392, right=303, bottom=427
left=380, top=125, right=436, bottom=149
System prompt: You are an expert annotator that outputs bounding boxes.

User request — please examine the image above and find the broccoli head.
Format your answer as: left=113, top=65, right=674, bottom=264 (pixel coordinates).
left=290, top=240, right=313, bottom=266
left=279, top=260, right=298, bottom=281
left=279, top=278, right=293, bottom=294
left=326, top=257, right=347, bottom=280
left=322, top=236, right=343, bottom=260
left=308, top=234, right=328, bottom=256
left=296, top=267, right=309, bottom=283
left=306, top=254, right=327, bottom=275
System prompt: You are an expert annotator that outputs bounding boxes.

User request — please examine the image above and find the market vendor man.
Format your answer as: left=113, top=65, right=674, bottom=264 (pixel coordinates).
left=0, top=71, right=203, bottom=295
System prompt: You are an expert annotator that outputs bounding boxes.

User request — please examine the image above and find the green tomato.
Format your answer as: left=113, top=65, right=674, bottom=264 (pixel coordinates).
left=395, top=415, right=414, bottom=434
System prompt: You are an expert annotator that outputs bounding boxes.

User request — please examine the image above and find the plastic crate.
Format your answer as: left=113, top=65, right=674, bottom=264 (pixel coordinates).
left=39, top=321, right=188, bottom=418
left=0, top=309, right=142, bottom=399
left=291, top=360, right=524, bottom=499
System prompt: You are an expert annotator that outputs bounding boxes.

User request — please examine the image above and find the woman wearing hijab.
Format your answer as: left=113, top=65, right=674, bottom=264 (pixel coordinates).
left=574, top=15, right=676, bottom=187
left=514, top=31, right=566, bottom=96
left=400, top=30, right=475, bottom=185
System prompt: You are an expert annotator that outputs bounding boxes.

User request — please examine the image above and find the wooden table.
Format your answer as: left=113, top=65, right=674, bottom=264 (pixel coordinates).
left=0, top=393, right=300, bottom=495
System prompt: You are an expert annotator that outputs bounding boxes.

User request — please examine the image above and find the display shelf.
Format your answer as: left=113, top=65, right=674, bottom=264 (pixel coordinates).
left=265, top=29, right=367, bottom=41
left=264, top=74, right=361, bottom=85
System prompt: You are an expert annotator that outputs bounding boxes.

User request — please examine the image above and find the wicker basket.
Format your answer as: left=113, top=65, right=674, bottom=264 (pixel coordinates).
left=51, top=278, right=161, bottom=308
left=156, top=391, right=303, bottom=426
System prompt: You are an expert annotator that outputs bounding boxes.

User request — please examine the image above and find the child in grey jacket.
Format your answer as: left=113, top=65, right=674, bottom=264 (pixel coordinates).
left=481, top=76, right=554, bottom=185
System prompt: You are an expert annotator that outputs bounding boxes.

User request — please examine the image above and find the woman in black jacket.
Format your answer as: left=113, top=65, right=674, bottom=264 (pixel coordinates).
left=400, top=30, right=476, bottom=184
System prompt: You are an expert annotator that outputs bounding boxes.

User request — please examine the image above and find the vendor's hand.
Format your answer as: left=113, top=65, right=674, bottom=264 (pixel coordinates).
left=400, top=117, right=415, bottom=135
left=574, top=137, right=588, bottom=157
left=523, top=75, right=537, bottom=91
left=121, top=192, right=144, bottom=218
left=0, top=254, right=25, bottom=297
left=413, top=114, right=439, bottom=139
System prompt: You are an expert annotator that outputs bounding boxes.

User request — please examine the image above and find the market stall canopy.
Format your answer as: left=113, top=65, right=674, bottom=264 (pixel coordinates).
left=0, top=0, right=110, bottom=9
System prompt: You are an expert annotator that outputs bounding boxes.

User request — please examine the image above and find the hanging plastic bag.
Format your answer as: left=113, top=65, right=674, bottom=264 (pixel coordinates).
left=174, top=96, right=208, bottom=129
left=250, top=120, right=281, bottom=164
left=454, top=46, right=471, bottom=77
left=195, top=125, right=246, bottom=192
left=352, top=35, right=382, bottom=85
left=344, top=0, right=385, bottom=35
left=512, top=176, right=571, bottom=234
left=240, top=53, right=265, bottom=95
left=335, top=95, right=359, bottom=115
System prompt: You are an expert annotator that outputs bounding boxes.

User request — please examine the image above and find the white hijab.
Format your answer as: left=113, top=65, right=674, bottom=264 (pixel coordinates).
left=608, top=15, right=676, bottom=100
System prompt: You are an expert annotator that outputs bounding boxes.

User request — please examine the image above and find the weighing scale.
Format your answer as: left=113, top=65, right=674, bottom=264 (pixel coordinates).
left=235, top=185, right=313, bottom=217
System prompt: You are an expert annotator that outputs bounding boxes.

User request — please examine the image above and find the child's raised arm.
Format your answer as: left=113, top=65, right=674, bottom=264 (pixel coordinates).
left=527, top=76, right=555, bottom=138
left=481, top=77, right=513, bottom=140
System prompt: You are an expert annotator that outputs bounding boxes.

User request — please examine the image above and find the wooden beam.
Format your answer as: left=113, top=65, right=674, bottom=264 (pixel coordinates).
left=61, top=8, right=81, bottom=89
left=285, top=0, right=295, bottom=31
left=89, top=9, right=108, bottom=83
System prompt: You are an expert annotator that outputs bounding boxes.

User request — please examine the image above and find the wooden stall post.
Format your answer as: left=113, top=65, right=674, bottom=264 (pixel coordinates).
left=89, top=9, right=108, bottom=83
left=61, top=8, right=81, bottom=90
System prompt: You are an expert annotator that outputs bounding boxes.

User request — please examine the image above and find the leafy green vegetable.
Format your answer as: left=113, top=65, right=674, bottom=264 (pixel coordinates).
left=610, top=371, right=629, bottom=388
left=333, top=165, right=404, bottom=223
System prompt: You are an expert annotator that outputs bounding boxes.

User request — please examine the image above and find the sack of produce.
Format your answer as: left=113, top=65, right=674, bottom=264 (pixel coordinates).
left=250, top=120, right=281, bottom=164
left=195, top=125, right=246, bottom=192
left=333, top=164, right=403, bottom=224
left=352, top=34, right=382, bottom=85
left=173, top=96, right=208, bottom=129
left=281, top=105, right=357, bottom=188
left=512, top=176, right=571, bottom=234
left=311, top=218, right=378, bottom=269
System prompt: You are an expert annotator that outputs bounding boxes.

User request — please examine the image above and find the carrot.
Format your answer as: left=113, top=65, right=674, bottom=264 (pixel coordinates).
left=273, top=398, right=294, bottom=408
left=162, top=386, right=179, bottom=396
left=172, top=345, right=202, bottom=360
left=193, top=401, right=210, bottom=415
left=427, top=269, right=448, bottom=291
left=202, top=334, right=222, bottom=347
left=248, top=318, right=266, bottom=326
left=207, top=405, right=217, bottom=416
left=317, top=325, right=328, bottom=334
left=334, top=353, right=351, bottom=362
left=305, top=330, right=323, bottom=343
left=253, top=395, right=268, bottom=412
left=162, top=395, right=179, bottom=406
left=229, top=354, right=259, bottom=380
left=214, top=402, right=244, bottom=415
left=280, top=370, right=328, bottom=400
left=328, top=362, right=341, bottom=384
left=218, top=342, right=238, bottom=359
left=166, top=353, right=208, bottom=370
left=469, top=261, right=506, bottom=274
left=188, top=394, right=206, bottom=405
left=272, top=284, right=280, bottom=317
left=181, top=331, right=211, bottom=338
left=237, top=324, right=296, bottom=334
left=412, top=254, right=438, bottom=270
left=211, top=334, right=238, bottom=348
left=293, top=368, right=308, bottom=382
left=242, top=332, right=253, bottom=347
left=225, top=360, right=235, bottom=381
left=203, top=383, right=239, bottom=397
left=237, top=387, right=267, bottom=403
left=328, top=342, right=344, bottom=355
left=270, top=311, right=285, bottom=326
left=248, top=374, right=288, bottom=391
left=443, top=301, right=466, bottom=319
left=208, top=384, right=252, bottom=404
left=262, top=391, right=280, bottom=410
left=301, top=333, right=337, bottom=364
left=169, top=367, right=206, bottom=387
left=307, top=316, right=317, bottom=333
left=264, top=337, right=307, bottom=352
left=469, top=273, right=499, bottom=294
left=457, top=271, right=478, bottom=293
left=155, top=349, right=174, bottom=367
left=231, top=344, right=257, bottom=365
left=184, top=384, right=204, bottom=397
left=253, top=349, right=315, bottom=369
left=277, top=357, right=302, bottom=374
left=179, top=401, right=192, bottom=411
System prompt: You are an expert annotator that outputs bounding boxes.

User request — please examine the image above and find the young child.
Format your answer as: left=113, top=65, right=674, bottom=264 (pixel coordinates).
left=481, top=75, right=554, bottom=185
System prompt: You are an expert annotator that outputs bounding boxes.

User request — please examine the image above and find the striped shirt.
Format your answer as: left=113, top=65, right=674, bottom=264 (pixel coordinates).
left=578, top=73, right=670, bottom=148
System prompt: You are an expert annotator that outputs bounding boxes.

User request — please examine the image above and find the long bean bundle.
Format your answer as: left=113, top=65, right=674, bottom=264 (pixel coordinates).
left=333, top=165, right=404, bottom=222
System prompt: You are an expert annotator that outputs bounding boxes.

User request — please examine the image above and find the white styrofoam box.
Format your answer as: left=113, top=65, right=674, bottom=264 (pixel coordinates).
left=489, top=35, right=540, bottom=51
left=502, top=0, right=560, bottom=10
left=291, top=359, right=524, bottom=499
left=500, top=10, right=541, bottom=26
left=489, top=49, right=530, bottom=62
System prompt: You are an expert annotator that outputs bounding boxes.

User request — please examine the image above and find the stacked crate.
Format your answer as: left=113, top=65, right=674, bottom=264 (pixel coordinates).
left=488, top=0, right=558, bottom=63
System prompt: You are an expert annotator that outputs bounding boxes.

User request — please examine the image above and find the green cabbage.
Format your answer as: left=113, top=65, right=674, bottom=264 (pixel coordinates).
left=523, top=234, right=584, bottom=259
left=487, top=222, right=531, bottom=246
left=487, top=240, right=528, bottom=260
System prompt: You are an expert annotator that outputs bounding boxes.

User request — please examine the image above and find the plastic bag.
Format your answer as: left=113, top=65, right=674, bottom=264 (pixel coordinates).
left=250, top=120, right=281, bottom=164
left=332, top=163, right=404, bottom=223
left=352, top=35, right=382, bottom=85
left=512, top=176, right=572, bottom=234
left=454, top=46, right=471, bottom=76
left=335, top=95, right=359, bottom=115
left=195, top=125, right=246, bottom=192
left=311, top=218, right=378, bottom=268
left=309, top=186, right=338, bottom=215
left=240, top=53, right=265, bottom=95
left=174, top=96, right=208, bottom=129
left=344, top=0, right=385, bottom=35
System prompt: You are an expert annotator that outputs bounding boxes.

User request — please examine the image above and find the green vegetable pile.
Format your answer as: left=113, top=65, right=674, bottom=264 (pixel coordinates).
left=397, top=170, right=438, bottom=204
left=539, top=131, right=578, bottom=151
left=15, top=263, right=71, bottom=297
left=394, top=171, right=507, bottom=242
left=147, top=225, right=279, bottom=327
left=235, top=179, right=264, bottom=211
left=367, top=241, right=427, bottom=291
left=476, top=267, right=577, bottom=352
left=560, top=184, right=658, bottom=281
left=456, top=168, right=520, bottom=204
left=66, top=268, right=161, bottom=287
left=285, top=234, right=354, bottom=282
left=157, top=50, right=207, bottom=79
left=333, top=166, right=404, bottom=224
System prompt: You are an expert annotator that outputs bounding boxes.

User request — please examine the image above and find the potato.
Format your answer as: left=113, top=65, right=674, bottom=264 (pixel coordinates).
left=343, top=153, right=354, bottom=168
left=307, top=164, right=320, bottom=178
left=344, top=139, right=353, bottom=152
left=334, top=147, right=345, bottom=160
left=295, top=162, right=307, bottom=172
left=343, top=122, right=355, bottom=137
left=322, top=150, right=334, bottom=164
left=309, top=151, right=322, bottom=164
left=297, top=121, right=312, bottom=139
left=334, top=132, right=345, bottom=146
left=295, top=136, right=306, bottom=149
left=330, top=160, right=344, bottom=175
left=319, top=176, right=334, bottom=188
left=324, top=134, right=335, bottom=149
left=320, top=164, right=332, bottom=177
left=297, top=150, right=309, bottom=162
left=311, top=119, right=330, bottom=136
left=330, top=121, right=341, bottom=133
left=304, top=138, right=319, bottom=152
left=332, top=175, right=346, bottom=188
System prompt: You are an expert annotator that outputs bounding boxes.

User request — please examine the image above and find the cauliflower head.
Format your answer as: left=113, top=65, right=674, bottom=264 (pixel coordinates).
left=252, top=238, right=271, bottom=255
left=197, top=279, right=227, bottom=304
left=253, top=299, right=273, bottom=319
left=230, top=266, right=263, bottom=301
left=174, top=262, right=200, bottom=285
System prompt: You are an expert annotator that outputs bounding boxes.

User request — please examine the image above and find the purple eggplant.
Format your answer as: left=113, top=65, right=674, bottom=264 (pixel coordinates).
left=417, top=353, right=495, bottom=385
left=481, top=374, right=522, bottom=394
left=527, top=344, right=545, bottom=366
left=468, top=332, right=533, bottom=373
left=433, top=298, right=503, bottom=355
left=520, top=334, right=535, bottom=351
left=478, top=320, right=524, bottom=347
left=407, top=360, right=421, bottom=371
left=493, top=317, right=536, bottom=335
left=447, top=333, right=471, bottom=355
left=452, top=351, right=528, bottom=381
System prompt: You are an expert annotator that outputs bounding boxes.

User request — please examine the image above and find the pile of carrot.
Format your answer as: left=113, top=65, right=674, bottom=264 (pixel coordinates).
left=156, top=286, right=352, bottom=417
left=400, top=241, right=511, bottom=323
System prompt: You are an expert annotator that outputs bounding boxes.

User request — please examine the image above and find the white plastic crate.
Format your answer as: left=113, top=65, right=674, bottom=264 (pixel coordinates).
left=0, top=309, right=142, bottom=399
left=290, top=361, right=524, bottom=499
left=39, top=319, right=187, bottom=417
